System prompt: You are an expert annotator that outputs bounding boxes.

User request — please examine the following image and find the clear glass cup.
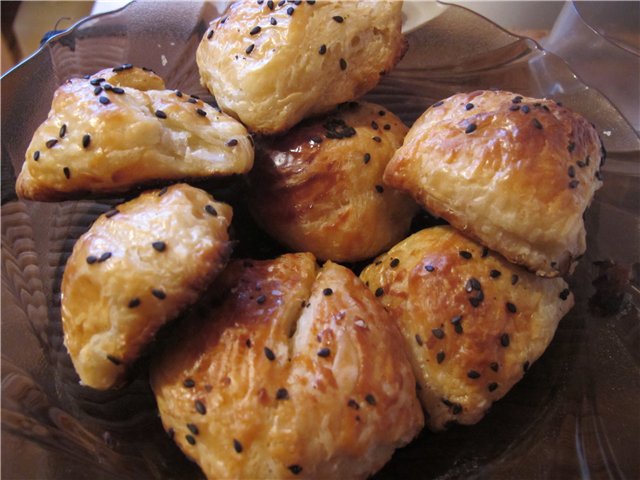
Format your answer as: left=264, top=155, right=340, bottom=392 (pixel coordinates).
left=542, top=1, right=640, bottom=132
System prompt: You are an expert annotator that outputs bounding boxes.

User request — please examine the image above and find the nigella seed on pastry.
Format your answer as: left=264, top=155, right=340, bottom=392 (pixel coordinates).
left=436, top=351, right=445, bottom=364
left=33, top=151, right=40, bottom=161
left=332, top=15, right=344, bottom=23
left=183, top=378, right=195, bottom=388
left=375, top=185, right=384, bottom=193
left=322, top=288, right=333, bottom=296
left=363, top=153, right=371, bottom=164
left=432, top=328, right=444, bottom=339
left=465, top=103, right=474, bottom=110
left=488, top=383, right=498, bottom=392
left=205, top=204, right=218, bottom=216
left=317, top=348, right=331, bottom=358
left=459, top=250, right=472, bottom=259
left=105, top=209, right=119, bottom=218
left=98, top=252, right=112, bottom=262
left=287, top=6, right=294, bottom=15
left=276, top=388, right=289, bottom=400
left=245, top=44, right=255, bottom=55
left=82, top=134, right=91, bottom=148
left=521, top=105, right=530, bottom=113
left=533, top=118, right=543, bottom=129
left=500, top=333, right=510, bottom=347
left=339, top=58, right=347, bottom=71
left=506, top=302, right=517, bottom=313
left=490, top=362, right=499, bottom=372
left=347, top=399, right=360, bottom=410
left=63, top=167, right=71, bottom=179
left=467, top=370, right=481, bottom=379
left=46, top=139, right=58, bottom=148
left=288, top=465, right=303, bottom=475
left=112, top=87, right=125, bottom=94
left=464, top=123, right=477, bottom=134
left=365, top=394, right=376, bottom=406
left=186, top=435, right=196, bottom=445
left=155, top=110, right=167, bottom=119
left=99, top=96, right=110, bottom=105
left=187, top=423, right=199, bottom=435
left=152, top=241, right=167, bottom=252
left=256, top=295, right=266, bottom=304
left=152, top=288, right=166, bottom=300
left=559, top=288, right=570, bottom=300
left=319, top=44, right=327, bottom=55
left=375, top=287, right=384, bottom=297
left=59, top=124, right=67, bottom=138
left=106, top=355, right=122, bottom=365
left=196, top=108, right=207, bottom=116
left=128, top=298, right=141, bottom=308
left=390, top=258, right=400, bottom=268
left=415, top=334, right=423, bottom=346
left=226, top=138, right=239, bottom=147
left=264, top=347, right=276, bottom=361
left=89, top=77, right=104, bottom=86
left=195, top=400, right=207, bottom=415
left=207, top=30, right=214, bottom=40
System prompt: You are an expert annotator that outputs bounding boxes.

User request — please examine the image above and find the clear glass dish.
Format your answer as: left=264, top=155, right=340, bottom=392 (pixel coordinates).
left=1, top=2, right=639, bottom=479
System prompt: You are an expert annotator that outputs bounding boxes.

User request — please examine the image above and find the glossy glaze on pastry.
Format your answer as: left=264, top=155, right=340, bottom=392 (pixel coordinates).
left=196, top=0, right=406, bottom=133
left=360, top=226, right=574, bottom=431
left=61, top=184, right=233, bottom=390
left=384, top=90, right=604, bottom=277
left=246, top=101, right=418, bottom=262
left=17, top=66, right=254, bottom=201
left=151, top=253, right=423, bottom=479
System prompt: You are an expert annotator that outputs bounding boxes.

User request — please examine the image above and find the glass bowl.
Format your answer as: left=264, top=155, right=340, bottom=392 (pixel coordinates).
left=2, top=2, right=639, bottom=479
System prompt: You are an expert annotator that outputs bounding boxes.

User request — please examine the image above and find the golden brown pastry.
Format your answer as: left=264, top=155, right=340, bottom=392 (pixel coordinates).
left=360, top=226, right=574, bottom=431
left=384, top=90, right=604, bottom=277
left=246, top=101, right=418, bottom=262
left=151, top=253, right=423, bottom=479
left=17, top=65, right=254, bottom=201
left=196, top=0, right=406, bottom=134
left=62, top=183, right=233, bottom=390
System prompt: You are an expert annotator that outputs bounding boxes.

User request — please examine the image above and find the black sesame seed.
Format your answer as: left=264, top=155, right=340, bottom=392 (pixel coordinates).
left=452, top=404, right=462, bottom=415
left=333, top=15, right=344, bottom=23
left=509, top=104, right=520, bottom=111
left=89, top=78, right=104, bottom=86
left=33, top=151, right=40, bottom=161
left=568, top=165, right=576, bottom=178
left=425, top=265, right=435, bottom=272
left=152, top=288, right=166, bottom=300
left=186, top=435, right=196, bottom=445
left=375, top=184, right=384, bottom=193
left=98, top=252, right=112, bottom=262
left=415, top=334, right=423, bottom=346
left=339, top=58, right=347, bottom=70
left=288, top=465, right=303, bottom=475
left=255, top=295, right=266, bottom=305
left=102, top=83, right=112, bottom=91
left=158, top=186, right=168, bottom=196
left=264, top=347, right=276, bottom=361
left=569, top=179, right=580, bottom=189
left=205, top=204, right=218, bottom=216
left=469, top=297, right=482, bottom=308
left=82, top=134, right=91, bottom=148
left=511, top=274, right=519, bottom=285
left=99, top=96, right=110, bottom=105
left=112, top=87, right=125, bottom=94
left=155, top=110, right=167, bottom=119
left=365, top=394, right=376, bottom=405
left=207, top=30, right=214, bottom=39
left=276, top=387, right=289, bottom=400
left=432, top=101, right=444, bottom=107
left=465, top=103, right=474, bottom=110
left=310, top=136, right=323, bottom=144
left=595, top=171, right=603, bottom=181
left=226, top=138, right=239, bottom=147
left=63, top=167, right=71, bottom=179
left=451, top=315, right=462, bottom=325
left=128, top=298, right=141, bottom=308
left=59, top=124, right=67, bottom=138
left=363, top=153, right=371, bottom=164
left=167, top=428, right=175, bottom=439
left=436, top=351, right=445, bottom=364
left=521, top=105, right=530, bottom=114
left=533, top=118, right=542, bottom=129
left=322, top=288, right=333, bottom=296
left=378, top=110, right=386, bottom=116
left=106, top=354, right=122, bottom=365
left=268, top=0, right=274, bottom=9
left=568, top=142, right=576, bottom=153
left=244, top=43, right=255, bottom=55
left=490, top=269, right=501, bottom=278
left=506, top=302, right=517, bottom=313
left=465, top=123, right=477, bottom=134
left=46, top=139, right=58, bottom=148
left=221, top=16, right=228, bottom=23
left=319, top=44, right=327, bottom=55
left=278, top=0, right=285, bottom=6
left=374, top=287, right=384, bottom=297
left=559, top=288, right=570, bottom=300
left=246, top=338, right=252, bottom=348
left=183, top=378, right=195, bottom=388
left=347, top=399, right=360, bottom=410
left=105, top=209, right=119, bottom=219
left=307, top=0, right=315, bottom=3
left=390, top=258, right=400, bottom=268
left=195, top=400, right=207, bottom=415
left=467, top=370, right=481, bottom=379
left=152, top=241, right=166, bottom=252
left=488, top=382, right=498, bottom=392
left=500, top=333, right=510, bottom=347
left=187, top=423, right=199, bottom=435
left=467, top=277, right=481, bottom=291
left=287, top=6, right=294, bottom=15
left=188, top=98, right=197, bottom=104
left=490, top=362, right=499, bottom=372
left=250, top=26, right=261, bottom=35
left=196, top=108, right=207, bottom=117
left=317, top=348, right=331, bottom=358
left=371, top=121, right=379, bottom=130
left=372, top=136, right=381, bottom=143
left=86, top=255, right=98, bottom=264
left=512, top=96, right=522, bottom=104
left=523, top=361, right=530, bottom=372
left=432, top=328, right=445, bottom=339
left=459, top=250, right=472, bottom=259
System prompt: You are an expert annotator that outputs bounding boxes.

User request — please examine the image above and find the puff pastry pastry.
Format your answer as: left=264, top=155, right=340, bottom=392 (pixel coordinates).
left=151, top=253, right=423, bottom=479
left=61, top=184, right=233, bottom=390
left=360, top=226, right=574, bottom=431
left=246, top=101, right=418, bottom=262
left=17, top=66, right=254, bottom=201
left=384, top=90, right=604, bottom=277
left=196, top=0, right=406, bottom=133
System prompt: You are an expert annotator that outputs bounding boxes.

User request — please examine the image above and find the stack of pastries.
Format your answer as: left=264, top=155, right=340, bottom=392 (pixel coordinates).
left=15, top=1, right=605, bottom=478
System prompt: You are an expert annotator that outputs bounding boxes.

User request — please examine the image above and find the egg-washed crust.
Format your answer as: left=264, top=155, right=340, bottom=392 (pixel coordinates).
left=246, top=101, right=418, bottom=262
left=17, top=65, right=254, bottom=201
left=360, top=226, right=574, bottom=431
left=197, top=0, right=407, bottom=134
left=61, top=183, right=233, bottom=390
left=151, top=253, right=423, bottom=479
left=384, top=90, right=604, bottom=277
